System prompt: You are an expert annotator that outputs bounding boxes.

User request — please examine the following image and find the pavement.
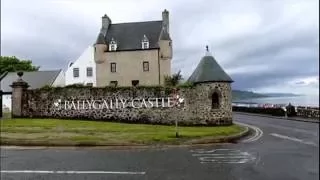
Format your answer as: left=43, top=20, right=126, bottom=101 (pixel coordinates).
left=1, top=113, right=319, bottom=180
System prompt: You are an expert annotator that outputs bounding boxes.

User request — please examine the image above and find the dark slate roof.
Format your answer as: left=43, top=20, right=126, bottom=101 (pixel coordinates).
left=103, top=21, right=163, bottom=50
left=0, top=70, right=62, bottom=92
left=187, top=55, right=233, bottom=84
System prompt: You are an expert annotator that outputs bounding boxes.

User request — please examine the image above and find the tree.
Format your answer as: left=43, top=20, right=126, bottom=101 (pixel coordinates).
left=0, top=56, right=40, bottom=75
left=164, top=70, right=184, bottom=87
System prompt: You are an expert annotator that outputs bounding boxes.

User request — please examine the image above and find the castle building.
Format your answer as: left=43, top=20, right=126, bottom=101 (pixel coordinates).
left=94, top=9, right=172, bottom=87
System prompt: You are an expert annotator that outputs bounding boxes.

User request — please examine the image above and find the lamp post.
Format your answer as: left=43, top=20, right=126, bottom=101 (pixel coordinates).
left=173, top=88, right=179, bottom=138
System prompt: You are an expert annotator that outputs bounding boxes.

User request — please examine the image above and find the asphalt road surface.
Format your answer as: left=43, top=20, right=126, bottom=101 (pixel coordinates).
left=1, top=113, right=319, bottom=180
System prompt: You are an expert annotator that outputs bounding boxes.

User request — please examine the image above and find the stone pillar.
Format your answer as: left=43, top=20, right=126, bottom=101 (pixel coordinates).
left=10, top=72, right=29, bottom=118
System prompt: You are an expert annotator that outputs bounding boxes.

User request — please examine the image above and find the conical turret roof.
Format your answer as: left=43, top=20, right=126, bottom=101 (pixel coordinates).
left=187, top=46, right=233, bottom=84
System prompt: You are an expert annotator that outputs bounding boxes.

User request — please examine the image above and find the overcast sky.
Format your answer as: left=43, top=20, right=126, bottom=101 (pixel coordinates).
left=1, top=0, right=319, bottom=95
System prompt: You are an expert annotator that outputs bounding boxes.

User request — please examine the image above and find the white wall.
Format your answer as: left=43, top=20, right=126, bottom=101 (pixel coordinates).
left=2, top=95, right=11, bottom=112
left=65, top=46, right=96, bottom=86
left=52, top=70, right=65, bottom=87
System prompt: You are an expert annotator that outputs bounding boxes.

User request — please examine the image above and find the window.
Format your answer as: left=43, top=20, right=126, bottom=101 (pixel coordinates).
left=110, top=81, right=118, bottom=87
left=142, top=42, right=149, bottom=49
left=143, top=61, right=149, bottom=71
left=169, top=41, right=172, bottom=46
left=110, top=44, right=116, bottom=51
left=132, top=80, right=139, bottom=87
left=110, top=63, right=116, bottom=73
left=109, top=38, right=117, bottom=51
left=211, top=92, right=220, bottom=109
left=73, top=68, right=79, bottom=78
left=86, top=67, right=93, bottom=77
left=141, top=34, right=149, bottom=49
left=86, top=83, right=93, bottom=87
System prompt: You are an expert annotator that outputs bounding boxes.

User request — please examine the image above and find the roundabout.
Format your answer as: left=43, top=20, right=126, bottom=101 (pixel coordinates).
left=1, top=113, right=318, bottom=180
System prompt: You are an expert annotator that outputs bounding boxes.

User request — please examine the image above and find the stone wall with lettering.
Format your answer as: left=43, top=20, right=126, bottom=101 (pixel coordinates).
left=19, top=83, right=233, bottom=126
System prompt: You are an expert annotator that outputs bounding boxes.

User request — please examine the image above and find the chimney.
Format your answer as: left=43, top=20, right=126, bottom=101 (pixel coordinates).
left=162, top=9, right=169, bottom=33
left=102, top=14, right=111, bottom=30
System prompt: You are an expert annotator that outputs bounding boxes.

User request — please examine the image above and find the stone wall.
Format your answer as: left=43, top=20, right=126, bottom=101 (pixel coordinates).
left=17, top=82, right=233, bottom=126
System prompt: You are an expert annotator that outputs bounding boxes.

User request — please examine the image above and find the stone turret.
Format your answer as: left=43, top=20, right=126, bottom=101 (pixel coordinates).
left=94, top=14, right=110, bottom=64
left=159, top=9, right=172, bottom=60
left=187, top=46, right=234, bottom=125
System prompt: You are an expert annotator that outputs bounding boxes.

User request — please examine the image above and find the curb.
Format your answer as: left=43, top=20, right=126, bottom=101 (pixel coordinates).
left=184, top=125, right=250, bottom=145
left=0, top=125, right=250, bottom=150
left=234, top=112, right=319, bottom=123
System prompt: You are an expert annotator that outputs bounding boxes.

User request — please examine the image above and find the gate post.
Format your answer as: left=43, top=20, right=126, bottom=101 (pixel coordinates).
left=10, top=72, right=29, bottom=118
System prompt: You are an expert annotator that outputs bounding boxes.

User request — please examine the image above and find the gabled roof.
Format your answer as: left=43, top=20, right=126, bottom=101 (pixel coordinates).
left=0, top=70, right=62, bottom=92
left=187, top=50, right=233, bottom=84
left=102, top=21, right=163, bottom=51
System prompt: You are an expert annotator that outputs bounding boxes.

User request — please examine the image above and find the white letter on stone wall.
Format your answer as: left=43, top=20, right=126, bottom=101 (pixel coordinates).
left=82, top=100, right=86, bottom=109
left=64, top=101, right=69, bottom=109
left=101, top=100, right=109, bottom=109
left=71, top=101, right=77, bottom=110
left=109, top=99, right=113, bottom=109
left=77, top=100, right=80, bottom=110
left=148, top=98, right=154, bottom=108
left=131, top=99, right=141, bottom=108
left=120, top=99, right=127, bottom=108
left=115, top=98, right=119, bottom=109
left=86, top=100, right=94, bottom=109
left=161, top=98, right=165, bottom=107
left=167, top=97, right=174, bottom=108
left=141, top=99, right=148, bottom=108
left=155, top=98, right=159, bottom=107
left=92, top=100, right=100, bottom=109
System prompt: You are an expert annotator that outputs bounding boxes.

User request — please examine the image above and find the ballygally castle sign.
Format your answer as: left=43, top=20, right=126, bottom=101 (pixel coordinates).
left=53, top=96, right=185, bottom=110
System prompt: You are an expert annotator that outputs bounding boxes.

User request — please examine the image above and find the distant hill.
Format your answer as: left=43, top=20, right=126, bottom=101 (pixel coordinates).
left=232, top=90, right=268, bottom=100
left=259, top=93, right=302, bottom=97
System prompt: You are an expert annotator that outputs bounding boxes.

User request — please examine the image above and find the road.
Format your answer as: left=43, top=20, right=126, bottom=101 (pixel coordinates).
left=1, top=113, right=319, bottom=180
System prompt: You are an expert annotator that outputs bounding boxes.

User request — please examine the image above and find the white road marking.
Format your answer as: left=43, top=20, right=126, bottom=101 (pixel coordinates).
left=190, top=148, right=256, bottom=164
left=0, top=170, right=146, bottom=175
left=234, top=122, right=263, bottom=143
left=192, top=152, right=250, bottom=157
left=270, top=133, right=318, bottom=147
left=199, top=158, right=255, bottom=164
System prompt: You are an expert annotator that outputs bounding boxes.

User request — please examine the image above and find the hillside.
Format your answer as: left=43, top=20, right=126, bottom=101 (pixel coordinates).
left=260, top=93, right=302, bottom=97
left=232, top=90, right=268, bottom=100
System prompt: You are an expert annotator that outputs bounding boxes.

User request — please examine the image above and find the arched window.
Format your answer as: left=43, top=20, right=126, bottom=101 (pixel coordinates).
left=211, top=92, right=220, bottom=109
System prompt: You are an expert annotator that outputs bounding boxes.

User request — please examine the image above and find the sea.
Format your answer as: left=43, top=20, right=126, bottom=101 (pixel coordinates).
left=234, top=95, right=319, bottom=107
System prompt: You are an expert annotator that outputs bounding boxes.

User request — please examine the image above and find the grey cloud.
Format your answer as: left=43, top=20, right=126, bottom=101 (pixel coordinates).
left=1, top=0, right=319, bottom=94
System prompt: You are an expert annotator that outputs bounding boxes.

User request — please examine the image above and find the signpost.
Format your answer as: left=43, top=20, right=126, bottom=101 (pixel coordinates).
left=173, top=88, right=179, bottom=138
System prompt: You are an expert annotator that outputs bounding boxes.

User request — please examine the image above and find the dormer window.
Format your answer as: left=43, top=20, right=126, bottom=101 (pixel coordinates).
left=141, top=35, right=149, bottom=49
left=109, top=38, right=117, bottom=51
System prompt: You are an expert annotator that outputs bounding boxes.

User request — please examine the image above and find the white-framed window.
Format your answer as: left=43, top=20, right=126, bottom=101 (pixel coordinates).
left=141, top=34, right=149, bottom=49
left=142, top=42, right=149, bottom=49
left=86, top=67, right=93, bottom=77
left=73, top=68, right=79, bottom=78
left=110, top=62, right=117, bottom=73
left=143, top=61, right=149, bottom=71
left=109, top=38, right=117, bottom=51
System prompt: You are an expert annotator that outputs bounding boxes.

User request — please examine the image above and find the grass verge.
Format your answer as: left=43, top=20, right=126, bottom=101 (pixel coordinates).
left=0, top=119, right=246, bottom=146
